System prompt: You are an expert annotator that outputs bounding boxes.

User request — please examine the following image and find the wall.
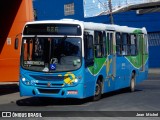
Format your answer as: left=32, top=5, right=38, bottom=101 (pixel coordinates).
left=33, top=0, right=84, bottom=20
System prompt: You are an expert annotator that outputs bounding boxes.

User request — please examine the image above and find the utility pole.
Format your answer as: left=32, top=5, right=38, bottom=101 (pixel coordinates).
left=108, top=0, right=114, bottom=24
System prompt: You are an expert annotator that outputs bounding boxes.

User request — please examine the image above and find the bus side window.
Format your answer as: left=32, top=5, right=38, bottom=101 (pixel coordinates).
left=116, top=32, right=121, bottom=55
left=107, top=33, right=110, bottom=55
left=110, top=33, right=113, bottom=54
left=130, top=34, right=137, bottom=55
left=103, top=31, right=107, bottom=57
left=107, top=32, right=113, bottom=55
left=94, top=31, right=104, bottom=58
left=122, top=33, right=130, bottom=55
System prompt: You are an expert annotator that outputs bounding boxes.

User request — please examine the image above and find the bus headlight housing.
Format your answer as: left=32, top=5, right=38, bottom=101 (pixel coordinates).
left=71, top=76, right=82, bottom=86
left=20, top=75, right=31, bottom=86
left=64, top=75, right=82, bottom=87
left=22, top=78, right=31, bottom=85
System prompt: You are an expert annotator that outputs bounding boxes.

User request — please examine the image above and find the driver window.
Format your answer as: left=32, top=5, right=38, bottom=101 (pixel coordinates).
left=84, top=32, right=94, bottom=60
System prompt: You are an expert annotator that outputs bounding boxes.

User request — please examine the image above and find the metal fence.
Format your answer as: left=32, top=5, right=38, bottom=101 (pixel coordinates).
left=112, top=0, right=160, bottom=10
left=84, top=0, right=160, bottom=17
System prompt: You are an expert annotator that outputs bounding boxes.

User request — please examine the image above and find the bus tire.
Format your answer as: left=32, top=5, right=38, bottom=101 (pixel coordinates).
left=93, top=80, right=102, bottom=101
left=130, top=72, right=136, bottom=92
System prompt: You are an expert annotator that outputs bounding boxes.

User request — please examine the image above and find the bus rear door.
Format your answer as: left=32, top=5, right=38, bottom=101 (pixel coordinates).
left=138, top=34, right=145, bottom=71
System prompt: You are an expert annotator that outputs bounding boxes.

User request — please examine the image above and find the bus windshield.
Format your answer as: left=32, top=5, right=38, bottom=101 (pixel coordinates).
left=21, top=37, right=82, bottom=72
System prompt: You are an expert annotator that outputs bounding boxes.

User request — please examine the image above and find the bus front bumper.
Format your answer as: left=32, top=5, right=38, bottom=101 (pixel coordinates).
left=19, top=82, right=84, bottom=99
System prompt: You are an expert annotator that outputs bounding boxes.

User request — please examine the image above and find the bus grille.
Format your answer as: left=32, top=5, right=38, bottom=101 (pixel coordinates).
left=30, top=75, right=65, bottom=81
left=35, top=83, right=63, bottom=87
left=38, top=89, right=60, bottom=94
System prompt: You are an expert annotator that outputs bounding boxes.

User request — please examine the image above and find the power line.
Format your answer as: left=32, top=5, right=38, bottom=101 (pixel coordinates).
left=97, top=0, right=107, bottom=9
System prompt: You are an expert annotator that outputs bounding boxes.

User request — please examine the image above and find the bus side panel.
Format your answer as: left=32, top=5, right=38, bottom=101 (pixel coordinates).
left=115, top=56, right=148, bottom=90
left=83, top=55, right=149, bottom=97
left=103, top=59, right=116, bottom=93
left=85, top=58, right=120, bottom=96
left=83, top=67, right=95, bottom=98
left=115, top=56, right=130, bottom=90
left=136, top=60, right=148, bottom=84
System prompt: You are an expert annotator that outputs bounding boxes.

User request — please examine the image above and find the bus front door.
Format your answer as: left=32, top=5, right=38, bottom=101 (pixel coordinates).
left=106, top=31, right=116, bottom=91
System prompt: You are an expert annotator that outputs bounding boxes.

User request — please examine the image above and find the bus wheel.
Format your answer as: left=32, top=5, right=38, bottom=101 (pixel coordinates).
left=130, top=72, right=136, bottom=92
left=93, top=80, right=102, bottom=101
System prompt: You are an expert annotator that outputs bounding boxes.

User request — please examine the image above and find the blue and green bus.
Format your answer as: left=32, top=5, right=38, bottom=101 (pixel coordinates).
left=19, top=19, right=148, bottom=100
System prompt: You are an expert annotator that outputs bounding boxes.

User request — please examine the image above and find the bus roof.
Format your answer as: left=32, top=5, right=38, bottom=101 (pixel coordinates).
left=83, top=22, right=147, bottom=34
left=25, top=19, right=147, bottom=34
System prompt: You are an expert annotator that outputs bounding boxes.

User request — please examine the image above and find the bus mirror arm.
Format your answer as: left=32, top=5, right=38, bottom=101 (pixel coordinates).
left=14, top=38, right=19, bottom=49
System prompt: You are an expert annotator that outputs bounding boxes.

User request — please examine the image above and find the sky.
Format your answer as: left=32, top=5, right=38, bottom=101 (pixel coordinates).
left=84, top=0, right=149, bottom=17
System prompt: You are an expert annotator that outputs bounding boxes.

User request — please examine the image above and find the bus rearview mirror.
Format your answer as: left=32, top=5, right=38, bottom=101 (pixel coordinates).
left=14, top=38, right=19, bottom=49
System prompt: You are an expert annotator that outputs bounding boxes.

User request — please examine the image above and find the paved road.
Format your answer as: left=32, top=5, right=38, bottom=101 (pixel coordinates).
left=0, top=73, right=160, bottom=120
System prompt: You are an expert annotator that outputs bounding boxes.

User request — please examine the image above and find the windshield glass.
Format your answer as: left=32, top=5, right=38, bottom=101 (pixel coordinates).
left=21, top=37, right=82, bottom=72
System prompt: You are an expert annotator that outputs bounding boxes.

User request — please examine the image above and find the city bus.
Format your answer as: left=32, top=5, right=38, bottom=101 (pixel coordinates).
left=19, top=19, right=148, bottom=101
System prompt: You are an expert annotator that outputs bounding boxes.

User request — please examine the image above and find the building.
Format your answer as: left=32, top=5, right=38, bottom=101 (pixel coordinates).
left=33, top=0, right=160, bottom=68
left=33, top=0, right=84, bottom=20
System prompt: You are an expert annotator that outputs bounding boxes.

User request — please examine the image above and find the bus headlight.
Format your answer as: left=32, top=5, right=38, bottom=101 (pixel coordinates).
left=74, top=78, right=78, bottom=83
left=21, top=76, right=31, bottom=86
left=73, top=76, right=82, bottom=84
left=22, top=77, right=26, bottom=82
